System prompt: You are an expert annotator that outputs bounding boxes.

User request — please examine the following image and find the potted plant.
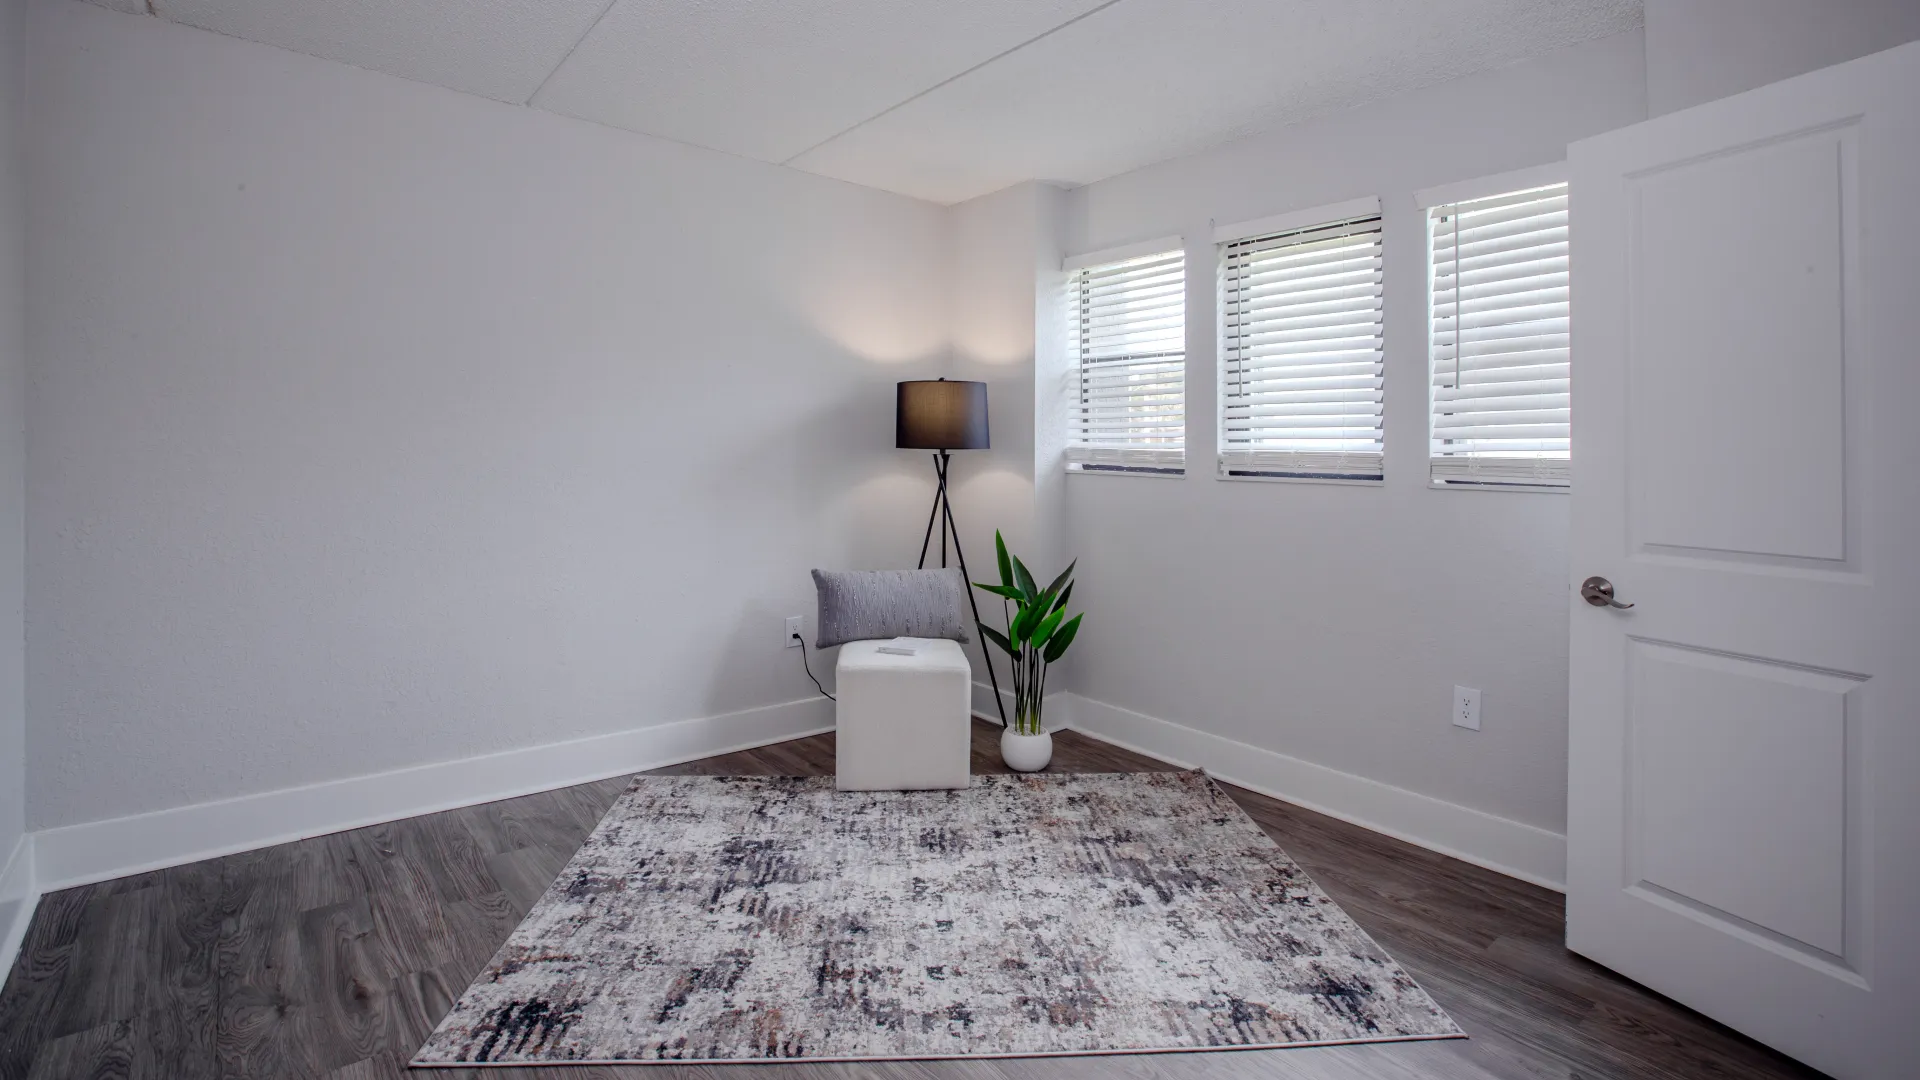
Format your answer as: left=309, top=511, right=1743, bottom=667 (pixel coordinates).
left=973, top=531, right=1083, bottom=772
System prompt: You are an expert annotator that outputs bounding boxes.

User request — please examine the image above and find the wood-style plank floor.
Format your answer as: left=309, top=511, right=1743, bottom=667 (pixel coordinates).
left=0, top=722, right=1823, bottom=1080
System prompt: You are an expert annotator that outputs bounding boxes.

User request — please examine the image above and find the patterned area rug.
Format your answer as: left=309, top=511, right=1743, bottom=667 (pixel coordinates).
left=413, top=771, right=1462, bottom=1066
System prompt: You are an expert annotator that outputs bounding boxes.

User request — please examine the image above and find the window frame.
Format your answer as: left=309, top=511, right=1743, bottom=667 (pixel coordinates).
left=1417, top=163, right=1572, bottom=494
left=1062, top=236, right=1188, bottom=477
left=1214, top=196, right=1387, bottom=485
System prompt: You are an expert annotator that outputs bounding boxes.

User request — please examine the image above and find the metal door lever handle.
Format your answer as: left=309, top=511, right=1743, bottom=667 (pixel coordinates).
left=1581, top=576, right=1634, bottom=609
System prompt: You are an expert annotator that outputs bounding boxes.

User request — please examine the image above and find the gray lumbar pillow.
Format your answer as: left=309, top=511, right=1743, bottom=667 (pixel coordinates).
left=811, top=568, right=972, bottom=649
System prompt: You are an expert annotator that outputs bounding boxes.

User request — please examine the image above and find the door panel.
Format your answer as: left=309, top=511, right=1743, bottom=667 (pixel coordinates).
left=1627, top=639, right=1853, bottom=958
left=1568, top=40, right=1920, bottom=1080
left=1629, top=125, right=1850, bottom=562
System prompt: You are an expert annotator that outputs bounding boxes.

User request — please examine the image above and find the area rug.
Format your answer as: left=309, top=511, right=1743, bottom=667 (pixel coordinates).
left=412, top=771, right=1462, bottom=1066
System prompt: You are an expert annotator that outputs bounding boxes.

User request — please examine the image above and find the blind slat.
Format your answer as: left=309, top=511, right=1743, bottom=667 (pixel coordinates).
left=1220, top=215, right=1385, bottom=479
left=1068, top=248, right=1186, bottom=470
left=1429, top=183, right=1571, bottom=487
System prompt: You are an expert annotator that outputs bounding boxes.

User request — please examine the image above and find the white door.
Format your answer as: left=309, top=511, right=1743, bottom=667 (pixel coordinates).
left=1567, top=41, right=1920, bottom=1080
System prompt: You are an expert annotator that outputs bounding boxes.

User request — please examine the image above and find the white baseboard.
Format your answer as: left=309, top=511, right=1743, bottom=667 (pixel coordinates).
left=14, top=683, right=1559, bottom=934
left=971, top=679, right=1012, bottom=725
left=31, top=696, right=835, bottom=892
left=0, top=833, right=35, bottom=978
left=970, top=680, right=1075, bottom=732
left=1068, top=693, right=1567, bottom=891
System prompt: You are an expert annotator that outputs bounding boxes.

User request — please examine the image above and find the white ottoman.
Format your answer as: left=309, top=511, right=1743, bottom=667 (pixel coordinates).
left=834, top=636, right=971, bottom=791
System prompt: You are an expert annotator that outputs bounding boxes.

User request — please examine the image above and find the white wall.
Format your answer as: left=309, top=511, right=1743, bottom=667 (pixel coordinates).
left=1646, top=0, right=1920, bottom=114
left=20, top=0, right=1901, bottom=867
left=946, top=182, right=1074, bottom=718
left=0, top=0, right=27, bottom=911
left=1051, top=30, right=1647, bottom=835
left=24, top=0, right=951, bottom=829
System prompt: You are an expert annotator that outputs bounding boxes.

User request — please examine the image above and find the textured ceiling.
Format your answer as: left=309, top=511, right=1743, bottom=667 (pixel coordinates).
left=148, top=0, right=614, bottom=104
left=91, top=0, right=1644, bottom=203
left=530, top=0, right=1112, bottom=164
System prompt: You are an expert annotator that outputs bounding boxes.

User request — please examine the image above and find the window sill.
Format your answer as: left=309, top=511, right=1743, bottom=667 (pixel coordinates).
left=1429, top=479, right=1569, bottom=494
left=1066, top=464, right=1186, bottom=479
left=1218, top=470, right=1382, bottom=487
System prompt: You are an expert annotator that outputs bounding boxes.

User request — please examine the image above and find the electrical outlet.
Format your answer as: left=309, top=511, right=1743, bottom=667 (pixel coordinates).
left=785, top=616, right=803, bottom=648
left=1453, top=686, right=1481, bottom=730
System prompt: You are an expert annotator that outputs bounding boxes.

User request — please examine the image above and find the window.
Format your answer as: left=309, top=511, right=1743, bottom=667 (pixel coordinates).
left=1219, top=201, right=1385, bottom=481
left=1427, top=181, right=1570, bottom=488
left=1066, top=244, right=1185, bottom=474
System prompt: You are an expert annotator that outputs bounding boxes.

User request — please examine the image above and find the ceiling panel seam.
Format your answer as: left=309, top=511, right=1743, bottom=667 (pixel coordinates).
left=524, top=0, right=623, bottom=106
left=777, top=0, right=1130, bottom=166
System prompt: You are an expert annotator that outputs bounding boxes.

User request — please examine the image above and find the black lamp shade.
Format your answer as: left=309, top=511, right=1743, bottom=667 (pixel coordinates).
left=896, top=380, right=989, bottom=450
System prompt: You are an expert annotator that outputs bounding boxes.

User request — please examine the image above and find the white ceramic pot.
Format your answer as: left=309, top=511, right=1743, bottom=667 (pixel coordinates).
left=1000, top=728, right=1053, bottom=772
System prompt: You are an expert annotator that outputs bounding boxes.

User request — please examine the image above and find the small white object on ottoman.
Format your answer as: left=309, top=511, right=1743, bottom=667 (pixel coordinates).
left=834, top=636, right=971, bottom=791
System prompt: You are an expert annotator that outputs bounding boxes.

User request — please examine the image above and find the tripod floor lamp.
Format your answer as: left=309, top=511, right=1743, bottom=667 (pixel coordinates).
left=896, top=378, right=1007, bottom=727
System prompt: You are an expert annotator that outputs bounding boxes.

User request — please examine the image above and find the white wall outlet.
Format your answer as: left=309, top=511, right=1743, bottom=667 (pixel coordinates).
left=1453, top=685, right=1481, bottom=730
left=785, top=616, right=803, bottom=648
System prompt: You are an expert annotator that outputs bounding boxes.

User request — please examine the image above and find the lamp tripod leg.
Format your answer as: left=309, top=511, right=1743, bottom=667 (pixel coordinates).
left=916, top=453, right=942, bottom=570
left=937, top=452, right=950, bottom=568
left=935, top=461, right=1008, bottom=730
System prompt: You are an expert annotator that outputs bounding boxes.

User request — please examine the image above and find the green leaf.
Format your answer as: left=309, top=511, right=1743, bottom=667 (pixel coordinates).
left=1050, top=580, right=1074, bottom=614
left=995, top=531, right=1013, bottom=589
left=1010, top=600, right=1039, bottom=643
left=980, top=624, right=1015, bottom=657
left=1040, top=561, right=1076, bottom=605
left=1018, top=560, right=1075, bottom=624
left=1030, top=607, right=1066, bottom=649
left=1042, top=613, right=1082, bottom=663
left=1011, top=556, right=1038, bottom=602
left=1030, top=584, right=1060, bottom=624
left=972, top=582, right=1024, bottom=601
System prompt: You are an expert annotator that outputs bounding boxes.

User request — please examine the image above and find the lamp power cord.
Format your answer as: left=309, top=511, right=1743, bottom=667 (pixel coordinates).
left=795, top=632, right=835, bottom=701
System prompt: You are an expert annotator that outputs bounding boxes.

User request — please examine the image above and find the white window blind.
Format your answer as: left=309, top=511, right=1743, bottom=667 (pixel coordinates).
left=1429, top=182, right=1570, bottom=487
left=1220, top=214, right=1385, bottom=480
left=1067, top=247, right=1185, bottom=472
